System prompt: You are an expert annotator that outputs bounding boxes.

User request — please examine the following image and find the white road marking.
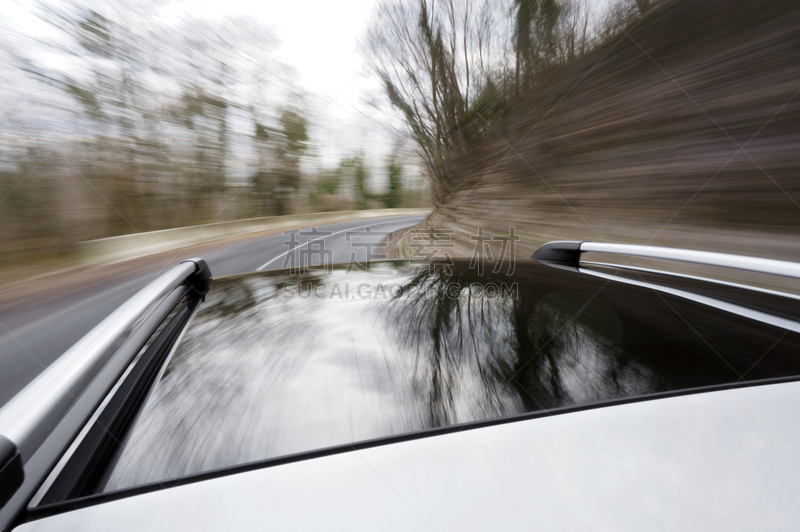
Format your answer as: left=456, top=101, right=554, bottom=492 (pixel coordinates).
left=256, top=217, right=420, bottom=271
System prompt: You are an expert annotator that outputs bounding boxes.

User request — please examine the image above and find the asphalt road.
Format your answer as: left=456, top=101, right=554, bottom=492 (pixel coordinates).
left=0, top=214, right=424, bottom=408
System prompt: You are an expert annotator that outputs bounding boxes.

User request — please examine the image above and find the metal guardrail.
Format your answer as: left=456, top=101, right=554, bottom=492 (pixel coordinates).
left=80, top=208, right=432, bottom=265
left=532, top=241, right=800, bottom=279
left=0, top=259, right=211, bottom=517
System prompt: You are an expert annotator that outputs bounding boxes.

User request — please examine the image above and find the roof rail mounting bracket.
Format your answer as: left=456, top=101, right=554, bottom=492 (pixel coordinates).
left=531, top=241, right=584, bottom=267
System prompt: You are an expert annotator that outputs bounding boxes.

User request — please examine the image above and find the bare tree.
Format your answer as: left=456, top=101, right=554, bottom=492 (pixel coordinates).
left=599, top=0, right=660, bottom=39
left=513, top=0, right=561, bottom=91
left=555, top=0, right=594, bottom=62
left=367, top=0, right=513, bottom=203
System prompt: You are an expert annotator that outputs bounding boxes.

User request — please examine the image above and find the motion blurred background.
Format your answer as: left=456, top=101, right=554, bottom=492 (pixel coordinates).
left=1, top=0, right=798, bottom=282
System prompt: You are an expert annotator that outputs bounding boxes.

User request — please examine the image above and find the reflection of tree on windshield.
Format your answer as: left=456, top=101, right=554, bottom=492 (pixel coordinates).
left=165, top=272, right=329, bottom=377
left=389, top=262, right=661, bottom=428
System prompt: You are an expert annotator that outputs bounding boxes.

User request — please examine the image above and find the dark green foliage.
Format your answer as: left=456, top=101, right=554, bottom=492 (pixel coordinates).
left=384, top=159, right=404, bottom=208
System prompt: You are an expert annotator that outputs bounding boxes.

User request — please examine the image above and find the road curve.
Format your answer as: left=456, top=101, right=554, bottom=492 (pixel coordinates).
left=0, top=214, right=424, bottom=408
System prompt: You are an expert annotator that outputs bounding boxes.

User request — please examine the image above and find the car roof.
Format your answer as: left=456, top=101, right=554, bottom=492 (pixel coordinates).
left=9, top=255, right=800, bottom=530
left=16, top=380, right=800, bottom=531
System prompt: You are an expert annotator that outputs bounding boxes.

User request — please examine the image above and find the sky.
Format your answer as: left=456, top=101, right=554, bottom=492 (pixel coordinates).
left=192, top=0, right=378, bottom=94
left=174, top=0, right=400, bottom=170
left=1, top=0, right=408, bottom=179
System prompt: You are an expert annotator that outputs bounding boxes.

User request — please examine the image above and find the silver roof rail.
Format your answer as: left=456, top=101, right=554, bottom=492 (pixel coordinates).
left=532, top=241, right=800, bottom=279
left=0, top=259, right=211, bottom=515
